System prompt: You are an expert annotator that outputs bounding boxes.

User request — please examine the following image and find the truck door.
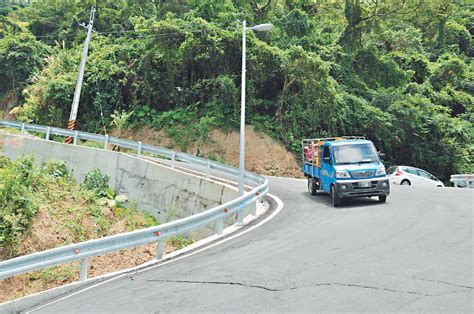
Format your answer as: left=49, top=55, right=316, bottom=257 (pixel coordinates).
left=320, top=145, right=333, bottom=193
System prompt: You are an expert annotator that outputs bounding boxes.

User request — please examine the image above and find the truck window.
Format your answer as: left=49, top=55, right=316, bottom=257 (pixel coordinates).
left=323, top=146, right=331, bottom=164
left=333, top=143, right=378, bottom=164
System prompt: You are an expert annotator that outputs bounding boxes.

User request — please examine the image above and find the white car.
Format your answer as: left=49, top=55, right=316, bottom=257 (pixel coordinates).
left=387, top=166, right=444, bottom=187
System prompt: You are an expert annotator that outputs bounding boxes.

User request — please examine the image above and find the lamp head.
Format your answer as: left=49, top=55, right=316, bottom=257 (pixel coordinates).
left=249, top=23, right=274, bottom=32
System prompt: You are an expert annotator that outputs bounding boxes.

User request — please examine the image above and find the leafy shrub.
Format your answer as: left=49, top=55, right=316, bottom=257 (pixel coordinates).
left=153, top=107, right=195, bottom=130
left=134, top=105, right=155, bottom=125
left=43, top=159, right=69, bottom=178
left=110, top=110, right=134, bottom=136
left=16, top=155, right=36, bottom=185
left=82, top=169, right=109, bottom=197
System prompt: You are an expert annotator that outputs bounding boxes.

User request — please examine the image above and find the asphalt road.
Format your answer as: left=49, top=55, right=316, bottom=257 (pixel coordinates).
left=29, top=178, right=473, bottom=313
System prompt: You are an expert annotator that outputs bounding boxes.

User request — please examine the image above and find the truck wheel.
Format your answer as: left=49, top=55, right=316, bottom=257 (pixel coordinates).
left=379, top=195, right=387, bottom=203
left=331, top=185, right=341, bottom=207
left=308, top=178, right=317, bottom=195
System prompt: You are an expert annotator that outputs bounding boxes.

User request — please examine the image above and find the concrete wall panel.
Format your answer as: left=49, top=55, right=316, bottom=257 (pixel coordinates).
left=0, top=132, right=239, bottom=237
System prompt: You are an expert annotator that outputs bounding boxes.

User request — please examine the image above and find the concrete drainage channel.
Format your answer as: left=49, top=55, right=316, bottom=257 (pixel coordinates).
left=0, top=121, right=280, bottom=313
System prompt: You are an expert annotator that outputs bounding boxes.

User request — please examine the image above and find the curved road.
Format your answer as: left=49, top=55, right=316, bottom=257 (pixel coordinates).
left=29, top=177, right=473, bottom=312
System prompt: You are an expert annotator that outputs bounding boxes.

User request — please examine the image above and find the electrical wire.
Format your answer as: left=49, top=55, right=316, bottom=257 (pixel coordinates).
left=95, top=80, right=108, bottom=135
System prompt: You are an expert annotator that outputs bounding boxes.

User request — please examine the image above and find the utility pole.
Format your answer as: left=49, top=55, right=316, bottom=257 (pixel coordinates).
left=65, top=6, right=96, bottom=144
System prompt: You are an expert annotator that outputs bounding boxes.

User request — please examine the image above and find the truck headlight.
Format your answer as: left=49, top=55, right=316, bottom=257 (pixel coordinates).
left=336, top=171, right=351, bottom=178
left=375, top=167, right=386, bottom=176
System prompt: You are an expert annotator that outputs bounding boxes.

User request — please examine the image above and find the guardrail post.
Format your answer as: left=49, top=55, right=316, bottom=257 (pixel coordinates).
left=80, top=258, right=88, bottom=281
left=237, top=203, right=244, bottom=226
left=156, top=241, right=164, bottom=260
left=250, top=200, right=257, bottom=216
left=207, top=161, right=211, bottom=178
left=104, top=135, right=109, bottom=150
left=454, top=181, right=458, bottom=188
left=21, top=123, right=25, bottom=135
left=137, top=141, right=142, bottom=158
left=216, top=218, right=224, bottom=235
left=73, top=131, right=78, bottom=145
left=171, top=152, right=176, bottom=169
left=45, top=127, right=50, bottom=140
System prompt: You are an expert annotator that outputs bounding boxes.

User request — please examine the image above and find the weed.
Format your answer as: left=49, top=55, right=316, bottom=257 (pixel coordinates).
left=114, top=204, right=159, bottom=230
left=42, top=160, right=69, bottom=178
left=207, top=154, right=226, bottom=164
left=0, top=154, right=12, bottom=168
left=110, top=110, right=134, bottom=137
left=80, top=141, right=104, bottom=149
left=0, top=156, right=38, bottom=254
left=167, top=235, right=193, bottom=250
left=28, top=264, right=77, bottom=284
left=82, top=169, right=109, bottom=197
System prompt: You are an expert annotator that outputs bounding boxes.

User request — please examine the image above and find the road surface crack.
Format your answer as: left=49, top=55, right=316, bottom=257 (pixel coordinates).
left=146, top=279, right=296, bottom=292
left=408, top=276, right=473, bottom=290
left=311, top=282, right=432, bottom=297
left=385, top=272, right=474, bottom=290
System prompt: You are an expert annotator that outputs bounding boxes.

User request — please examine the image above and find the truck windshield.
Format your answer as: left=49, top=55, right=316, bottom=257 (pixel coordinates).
left=333, top=143, right=379, bottom=164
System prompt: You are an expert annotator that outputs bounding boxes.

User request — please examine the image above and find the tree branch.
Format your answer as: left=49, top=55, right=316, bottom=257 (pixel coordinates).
left=359, top=0, right=407, bottom=23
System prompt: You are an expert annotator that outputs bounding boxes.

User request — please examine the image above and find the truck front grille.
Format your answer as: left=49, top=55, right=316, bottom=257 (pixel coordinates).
left=351, top=170, right=375, bottom=178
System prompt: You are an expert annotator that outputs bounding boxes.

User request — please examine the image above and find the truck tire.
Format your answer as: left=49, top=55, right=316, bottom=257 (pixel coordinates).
left=308, top=177, right=318, bottom=195
left=331, top=185, right=341, bottom=207
left=379, top=195, right=387, bottom=203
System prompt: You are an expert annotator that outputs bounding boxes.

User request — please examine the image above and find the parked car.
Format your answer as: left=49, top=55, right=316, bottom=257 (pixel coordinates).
left=387, top=166, right=444, bottom=187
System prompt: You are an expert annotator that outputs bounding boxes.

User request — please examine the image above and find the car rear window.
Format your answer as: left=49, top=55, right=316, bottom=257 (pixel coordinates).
left=402, top=167, right=417, bottom=175
left=387, top=167, right=398, bottom=174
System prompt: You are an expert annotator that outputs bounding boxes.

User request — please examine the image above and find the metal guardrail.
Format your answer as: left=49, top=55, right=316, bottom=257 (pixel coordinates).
left=0, top=120, right=269, bottom=281
left=450, top=174, right=474, bottom=188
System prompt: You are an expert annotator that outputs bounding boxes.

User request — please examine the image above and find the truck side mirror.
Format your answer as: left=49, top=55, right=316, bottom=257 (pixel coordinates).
left=323, top=156, right=331, bottom=164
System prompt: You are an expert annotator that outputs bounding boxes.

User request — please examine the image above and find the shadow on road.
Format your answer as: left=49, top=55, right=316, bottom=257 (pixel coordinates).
left=301, top=191, right=385, bottom=208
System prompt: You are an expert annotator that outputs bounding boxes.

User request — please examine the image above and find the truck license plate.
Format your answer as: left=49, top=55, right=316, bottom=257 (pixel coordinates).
left=359, top=181, right=370, bottom=188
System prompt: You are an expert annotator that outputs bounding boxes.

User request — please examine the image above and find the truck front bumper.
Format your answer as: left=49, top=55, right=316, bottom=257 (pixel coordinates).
left=335, top=177, right=390, bottom=198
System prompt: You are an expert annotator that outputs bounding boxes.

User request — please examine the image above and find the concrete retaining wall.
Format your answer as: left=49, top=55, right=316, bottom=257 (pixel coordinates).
left=0, top=132, right=239, bottom=232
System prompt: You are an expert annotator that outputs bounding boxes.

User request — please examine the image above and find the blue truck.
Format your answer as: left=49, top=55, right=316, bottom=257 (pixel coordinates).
left=302, top=136, right=390, bottom=207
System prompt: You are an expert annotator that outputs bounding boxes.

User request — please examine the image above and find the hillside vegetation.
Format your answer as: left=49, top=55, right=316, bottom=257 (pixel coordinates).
left=0, top=155, right=158, bottom=260
left=0, top=0, right=472, bottom=180
left=0, top=154, right=193, bottom=301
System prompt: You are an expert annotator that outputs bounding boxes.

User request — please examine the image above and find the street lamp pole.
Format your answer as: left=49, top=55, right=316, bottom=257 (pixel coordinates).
left=239, top=20, right=274, bottom=196
left=239, top=20, right=247, bottom=196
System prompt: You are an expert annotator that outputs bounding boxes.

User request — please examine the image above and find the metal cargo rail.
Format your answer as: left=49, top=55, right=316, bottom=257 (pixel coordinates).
left=0, top=120, right=269, bottom=281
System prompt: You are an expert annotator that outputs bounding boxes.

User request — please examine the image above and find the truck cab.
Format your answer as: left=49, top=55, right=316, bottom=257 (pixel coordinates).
left=303, top=137, right=390, bottom=207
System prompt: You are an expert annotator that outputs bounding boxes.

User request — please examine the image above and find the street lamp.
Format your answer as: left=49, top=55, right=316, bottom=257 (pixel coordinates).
left=239, top=20, right=274, bottom=196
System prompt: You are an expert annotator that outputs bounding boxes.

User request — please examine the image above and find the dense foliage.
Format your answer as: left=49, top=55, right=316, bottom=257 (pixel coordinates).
left=0, top=0, right=472, bottom=179
left=0, top=156, right=68, bottom=253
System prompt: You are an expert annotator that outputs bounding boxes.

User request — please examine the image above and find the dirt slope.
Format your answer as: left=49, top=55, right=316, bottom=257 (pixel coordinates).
left=120, top=125, right=303, bottom=178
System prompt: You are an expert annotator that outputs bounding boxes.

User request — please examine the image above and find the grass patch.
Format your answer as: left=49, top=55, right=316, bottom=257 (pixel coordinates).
left=0, top=127, right=22, bottom=134
left=27, top=264, right=77, bottom=284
